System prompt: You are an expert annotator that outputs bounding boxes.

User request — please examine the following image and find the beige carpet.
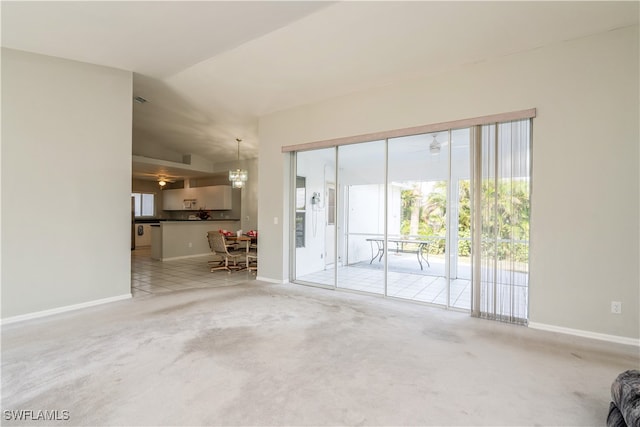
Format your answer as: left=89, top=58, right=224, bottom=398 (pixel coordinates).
left=2, top=282, right=637, bottom=426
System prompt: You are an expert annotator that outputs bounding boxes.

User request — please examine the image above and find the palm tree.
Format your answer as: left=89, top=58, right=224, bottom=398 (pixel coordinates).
left=423, top=181, right=447, bottom=232
left=400, top=184, right=422, bottom=236
left=481, top=179, right=530, bottom=262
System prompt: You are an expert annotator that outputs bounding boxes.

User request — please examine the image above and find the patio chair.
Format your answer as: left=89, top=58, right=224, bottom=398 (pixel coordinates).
left=206, top=231, right=244, bottom=272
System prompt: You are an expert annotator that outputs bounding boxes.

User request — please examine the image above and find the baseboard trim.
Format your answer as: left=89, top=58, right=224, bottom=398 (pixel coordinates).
left=160, top=253, right=210, bottom=261
left=1, top=293, right=132, bottom=326
left=255, top=276, right=288, bottom=284
left=528, top=322, right=640, bottom=347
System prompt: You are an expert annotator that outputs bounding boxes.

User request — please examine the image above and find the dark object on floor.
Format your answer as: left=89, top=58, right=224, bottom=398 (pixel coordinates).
left=607, top=369, right=640, bottom=427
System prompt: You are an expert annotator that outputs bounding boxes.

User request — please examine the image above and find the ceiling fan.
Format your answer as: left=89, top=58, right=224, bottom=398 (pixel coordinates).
left=429, top=132, right=449, bottom=156
left=156, top=176, right=177, bottom=188
left=132, top=171, right=179, bottom=187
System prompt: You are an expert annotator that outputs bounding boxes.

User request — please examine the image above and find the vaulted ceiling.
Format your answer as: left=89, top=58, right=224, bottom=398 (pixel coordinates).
left=2, top=1, right=638, bottom=180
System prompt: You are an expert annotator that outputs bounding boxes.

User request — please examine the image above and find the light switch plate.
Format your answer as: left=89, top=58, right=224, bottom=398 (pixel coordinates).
left=611, top=301, right=622, bottom=314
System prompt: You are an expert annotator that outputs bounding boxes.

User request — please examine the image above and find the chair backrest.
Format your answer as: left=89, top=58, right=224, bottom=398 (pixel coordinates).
left=207, top=231, right=228, bottom=255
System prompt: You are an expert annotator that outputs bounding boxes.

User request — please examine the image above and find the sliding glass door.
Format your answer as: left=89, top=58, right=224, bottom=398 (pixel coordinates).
left=293, top=148, right=336, bottom=287
left=386, top=132, right=450, bottom=304
left=449, top=128, right=472, bottom=309
left=291, top=118, right=531, bottom=324
left=336, top=141, right=386, bottom=294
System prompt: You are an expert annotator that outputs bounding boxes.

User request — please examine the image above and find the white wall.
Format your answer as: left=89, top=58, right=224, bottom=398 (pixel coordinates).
left=212, top=158, right=258, bottom=232
left=258, top=26, right=639, bottom=339
left=132, top=128, right=184, bottom=163
left=1, top=48, right=133, bottom=319
left=344, top=184, right=402, bottom=265
left=294, top=152, right=332, bottom=276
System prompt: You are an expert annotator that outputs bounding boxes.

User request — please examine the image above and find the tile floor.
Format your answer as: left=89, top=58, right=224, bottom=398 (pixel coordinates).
left=131, top=247, right=255, bottom=296
left=131, top=248, right=523, bottom=319
left=297, top=265, right=471, bottom=309
left=294, top=252, right=526, bottom=315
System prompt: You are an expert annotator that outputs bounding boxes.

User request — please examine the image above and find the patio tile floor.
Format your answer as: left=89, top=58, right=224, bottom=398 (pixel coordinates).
left=296, top=250, right=530, bottom=317
left=297, top=255, right=472, bottom=310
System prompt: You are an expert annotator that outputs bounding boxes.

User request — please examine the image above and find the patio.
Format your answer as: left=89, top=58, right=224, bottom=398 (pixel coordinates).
left=296, top=250, right=528, bottom=317
left=296, top=252, right=472, bottom=310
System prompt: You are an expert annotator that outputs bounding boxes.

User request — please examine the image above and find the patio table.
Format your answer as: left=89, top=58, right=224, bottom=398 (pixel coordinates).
left=365, top=237, right=431, bottom=270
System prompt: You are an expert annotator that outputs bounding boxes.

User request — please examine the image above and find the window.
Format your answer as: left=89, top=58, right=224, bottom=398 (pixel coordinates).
left=132, top=192, right=155, bottom=217
left=327, top=186, right=336, bottom=225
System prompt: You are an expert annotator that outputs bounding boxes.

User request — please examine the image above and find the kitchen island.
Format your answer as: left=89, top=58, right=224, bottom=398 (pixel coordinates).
left=150, top=220, right=240, bottom=261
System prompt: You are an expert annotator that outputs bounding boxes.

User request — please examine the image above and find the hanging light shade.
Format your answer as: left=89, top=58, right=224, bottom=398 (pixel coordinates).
left=229, top=169, right=248, bottom=188
left=229, top=138, right=248, bottom=189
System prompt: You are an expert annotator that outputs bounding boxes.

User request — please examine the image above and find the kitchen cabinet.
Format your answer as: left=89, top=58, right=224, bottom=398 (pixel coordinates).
left=134, top=223, right=153, bottom=247
left=162, top=185, right=232, bottom=211
left=162, top=188, right=186, bottom=211
left=197, top=185, right=232, bottom=210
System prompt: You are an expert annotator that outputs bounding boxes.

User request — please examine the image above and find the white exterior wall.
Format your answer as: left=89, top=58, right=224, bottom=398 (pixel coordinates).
left=258, top=26, right=639, bottom=340
left=293, top=152, right=332, bottom=277
left=1, top=48, right=133, bottom=319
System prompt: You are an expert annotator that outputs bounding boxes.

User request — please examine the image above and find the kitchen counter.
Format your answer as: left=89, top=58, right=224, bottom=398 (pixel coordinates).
left=136, top=218, right=240, bottom=224
left=150, top=220, right=240, bottom=261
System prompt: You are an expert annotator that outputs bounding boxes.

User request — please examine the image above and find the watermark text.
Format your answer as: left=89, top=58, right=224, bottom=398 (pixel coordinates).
left=3, top=410, right=70, bottom=421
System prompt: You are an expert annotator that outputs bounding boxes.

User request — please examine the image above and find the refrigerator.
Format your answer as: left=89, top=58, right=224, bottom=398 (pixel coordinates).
left=131, top=196, right=135, bottom=250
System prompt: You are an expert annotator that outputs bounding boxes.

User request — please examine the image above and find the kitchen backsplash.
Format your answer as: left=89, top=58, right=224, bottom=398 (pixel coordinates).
left=164, top=210, right=237, bottom=220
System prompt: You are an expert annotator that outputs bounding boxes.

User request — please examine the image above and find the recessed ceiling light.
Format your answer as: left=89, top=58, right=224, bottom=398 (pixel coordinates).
left=133, top=96, right=148, bottom=104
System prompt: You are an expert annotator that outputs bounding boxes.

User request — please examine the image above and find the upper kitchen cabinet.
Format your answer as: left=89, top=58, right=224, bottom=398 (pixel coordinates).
left=197, top=185, right=232, bottom=210
left=162, top=188, right=186, bottom=210
left=162, top=185, right=232, bottom=211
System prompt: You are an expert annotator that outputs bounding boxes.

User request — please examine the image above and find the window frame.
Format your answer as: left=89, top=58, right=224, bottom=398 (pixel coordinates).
left=132, top=192, right=156, bottom=218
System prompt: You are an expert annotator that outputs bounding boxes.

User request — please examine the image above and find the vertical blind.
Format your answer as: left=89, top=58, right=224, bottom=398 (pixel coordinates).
left=475, top=120, right=531, bottom=323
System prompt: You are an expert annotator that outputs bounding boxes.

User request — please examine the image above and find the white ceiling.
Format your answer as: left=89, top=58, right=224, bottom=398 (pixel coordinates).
left=2, top=1, right=638, bottom=181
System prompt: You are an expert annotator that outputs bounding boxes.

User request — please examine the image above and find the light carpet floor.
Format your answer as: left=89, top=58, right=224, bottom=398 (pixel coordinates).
left=2, top=282, right=638, bottom=426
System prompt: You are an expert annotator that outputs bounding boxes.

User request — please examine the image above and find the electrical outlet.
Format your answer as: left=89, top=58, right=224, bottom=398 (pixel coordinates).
left=273, top=217, right=278, bottom=225
left=611, top=301, right=622, bottom=314
left=188, top=242, right=192, bottom=248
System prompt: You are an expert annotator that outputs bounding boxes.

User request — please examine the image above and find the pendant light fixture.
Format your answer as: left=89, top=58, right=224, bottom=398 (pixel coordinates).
left=229, top=138, right=248, bottom=189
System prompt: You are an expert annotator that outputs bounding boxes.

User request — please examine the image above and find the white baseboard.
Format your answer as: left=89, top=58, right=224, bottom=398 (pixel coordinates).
left=1, top=293, right=132, bottom=326
left=160, top=253, right=210, bottom=261
left=528, top=322, right=640, bottom=347
left=255, top=276, right=288, bottom=284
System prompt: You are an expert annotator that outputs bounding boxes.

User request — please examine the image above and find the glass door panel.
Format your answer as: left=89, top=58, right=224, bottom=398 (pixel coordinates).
left=387, top=132, right=449, bottom=305
left=449, top=128, right=472, bottom=309
left=294, top=148, right=336, bottom=287
left=337, top=140, right=386, bottom=295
